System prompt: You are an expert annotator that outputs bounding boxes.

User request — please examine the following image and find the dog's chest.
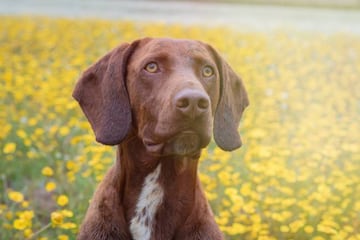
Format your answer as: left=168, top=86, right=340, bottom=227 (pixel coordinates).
left=130, top=164, right=164, bottom=240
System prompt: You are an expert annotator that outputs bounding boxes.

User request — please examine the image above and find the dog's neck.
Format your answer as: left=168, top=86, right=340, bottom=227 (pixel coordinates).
left=116, top=135, right=201, bottom=239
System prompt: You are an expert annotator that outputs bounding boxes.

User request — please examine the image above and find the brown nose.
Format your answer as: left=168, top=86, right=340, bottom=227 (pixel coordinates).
left=174, top=89, right=210, bottom=118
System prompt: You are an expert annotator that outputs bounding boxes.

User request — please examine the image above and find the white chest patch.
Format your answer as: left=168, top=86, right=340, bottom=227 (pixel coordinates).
left=130, top=164, right=163, bottom=240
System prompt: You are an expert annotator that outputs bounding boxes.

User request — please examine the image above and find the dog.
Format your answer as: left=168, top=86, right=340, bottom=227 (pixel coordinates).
left=73, top=37, right=248, bottom=240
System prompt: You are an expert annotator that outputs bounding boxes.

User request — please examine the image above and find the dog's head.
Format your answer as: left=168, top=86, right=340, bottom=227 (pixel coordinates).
left=73, top=38, right=249, bottom=156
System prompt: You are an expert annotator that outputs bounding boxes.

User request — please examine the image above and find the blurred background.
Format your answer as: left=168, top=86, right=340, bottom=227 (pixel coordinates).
left=1, top=1, right=360, bottom=240
left=1, top=0, right=360, bottom=33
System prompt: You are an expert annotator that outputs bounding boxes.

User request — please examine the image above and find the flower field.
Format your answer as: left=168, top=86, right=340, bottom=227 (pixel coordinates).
left=1, top=16, right=360, bottom=240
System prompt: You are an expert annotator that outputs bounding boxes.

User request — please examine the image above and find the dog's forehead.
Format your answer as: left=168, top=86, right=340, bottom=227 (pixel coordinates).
left=142, top=38, right=212, bottom=59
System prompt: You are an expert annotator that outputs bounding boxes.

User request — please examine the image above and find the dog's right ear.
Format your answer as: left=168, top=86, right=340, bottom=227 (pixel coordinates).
left=73, top=41, right=140, bottom=145
left=208, top=45, right=249, bottom=151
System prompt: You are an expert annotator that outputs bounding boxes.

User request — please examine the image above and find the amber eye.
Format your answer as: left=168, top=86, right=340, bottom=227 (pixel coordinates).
left=202, top=66, right=214, bottom=77
left=145, top=62, right=158, bottom=73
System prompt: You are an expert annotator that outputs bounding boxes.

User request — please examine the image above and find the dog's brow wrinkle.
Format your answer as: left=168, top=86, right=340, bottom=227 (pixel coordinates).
left=130, top=164, right=163, bottom=240
left=186, top=46, right=205, bottom=55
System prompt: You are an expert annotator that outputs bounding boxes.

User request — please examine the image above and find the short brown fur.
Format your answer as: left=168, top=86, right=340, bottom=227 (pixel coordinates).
left=73, top=38, right=248, bottom=240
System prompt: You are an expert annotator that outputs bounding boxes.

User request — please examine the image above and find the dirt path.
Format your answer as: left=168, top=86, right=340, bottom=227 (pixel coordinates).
left=1, top=0, right=360, bottom=34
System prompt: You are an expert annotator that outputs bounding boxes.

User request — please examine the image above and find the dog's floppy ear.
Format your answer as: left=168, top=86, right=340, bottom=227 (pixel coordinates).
left=210, top=47, right=249, bottom=151
left=73, top=41, right=140, bottom=145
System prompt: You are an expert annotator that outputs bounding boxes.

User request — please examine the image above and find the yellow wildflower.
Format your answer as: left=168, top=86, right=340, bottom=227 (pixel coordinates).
left=21, top=210, right=34, bottom=220
left=16, top=130, right=27, bottom=139
left=304, top=225, right=314, bottom=234
left=60, top=209, right=73, bottom=217
left=41, top=166, right=54, bottom=176
left=3, top=142, right=16, bottom=154
left=280, top=225, right=290, bottom=233
left=312, top=237, right=326, bottom=240
left=60, top=222, right=77, bottom=229
left=59, top=126, right=70, bottom=136
left=51, top=211, right=64, bottom=226
left=57, top=195, right=69, bottom=206
left=23, top=228, right=33, bottom=238
left=58, top=235, right=69, bottom=240
left=5, top=211, right=13, bottom=220
left=12, top=210, right=34, bottom=230
left=45, top=181, right=57, bottom=192
left=8, top=191, right=24, bottom=203
left=21, top=201, right=29, bottom=208
left=13, top=218, right=27, bottom=230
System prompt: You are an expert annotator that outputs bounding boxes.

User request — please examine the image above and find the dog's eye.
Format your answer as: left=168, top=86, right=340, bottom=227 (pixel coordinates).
left=145, top=62, right=159, bottom=73
left=202, top=66, right=214, bottom=77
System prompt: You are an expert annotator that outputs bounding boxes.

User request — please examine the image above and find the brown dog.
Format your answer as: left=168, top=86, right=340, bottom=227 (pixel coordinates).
left=73, top=38, right=248, bottom=240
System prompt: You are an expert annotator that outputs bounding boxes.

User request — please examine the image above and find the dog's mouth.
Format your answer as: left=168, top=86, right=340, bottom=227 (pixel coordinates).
left=143, top=131, right=206, bottom=157
left=143, top=140, right=165, bottom=155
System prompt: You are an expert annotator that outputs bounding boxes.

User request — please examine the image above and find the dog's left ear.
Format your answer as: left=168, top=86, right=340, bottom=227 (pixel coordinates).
left=209, top=46, right=249, bottom=151
left=72, top=40, right=141, bottom=145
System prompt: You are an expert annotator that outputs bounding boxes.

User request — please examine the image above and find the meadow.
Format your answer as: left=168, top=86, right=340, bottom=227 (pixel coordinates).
left=0, top=16, right=359, bottom=240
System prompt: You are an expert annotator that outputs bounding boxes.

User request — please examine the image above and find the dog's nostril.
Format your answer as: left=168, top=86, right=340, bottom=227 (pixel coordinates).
left=198, top=98, right=209, bottom=109
left=176, top=98, right=190, bottom=109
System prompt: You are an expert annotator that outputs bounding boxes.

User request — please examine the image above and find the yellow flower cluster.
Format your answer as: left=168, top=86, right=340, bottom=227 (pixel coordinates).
left=8, top=191, right=24, bottom=203
left=0, top=16, right=359, bottom=239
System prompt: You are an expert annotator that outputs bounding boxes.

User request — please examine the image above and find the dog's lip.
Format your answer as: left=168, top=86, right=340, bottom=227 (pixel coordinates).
left=143, top=139, right=164, bottom=155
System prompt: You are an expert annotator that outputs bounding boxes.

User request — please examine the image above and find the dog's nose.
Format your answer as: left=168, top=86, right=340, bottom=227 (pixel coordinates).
left=174, top=89, right=210, bottom=118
